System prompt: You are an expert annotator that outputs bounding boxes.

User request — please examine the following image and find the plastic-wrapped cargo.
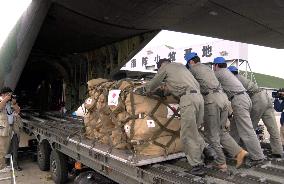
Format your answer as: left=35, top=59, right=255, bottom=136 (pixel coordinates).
left=83, top=78, right=182, bottom=156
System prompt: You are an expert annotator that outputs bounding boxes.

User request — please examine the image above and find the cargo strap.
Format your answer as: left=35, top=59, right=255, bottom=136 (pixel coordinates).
left=135, top=97, right=180, bottom=156
left=86, top=81, right=111, bottom=112
left=98, top=81, right=138, bottom=153
left=129, top=90, right=136, bottom=141
left=87, top=81, right=110, bottom=94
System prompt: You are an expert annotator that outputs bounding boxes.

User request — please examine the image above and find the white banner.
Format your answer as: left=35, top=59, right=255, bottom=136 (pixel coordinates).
left=122, top=40, right=248, bottom=71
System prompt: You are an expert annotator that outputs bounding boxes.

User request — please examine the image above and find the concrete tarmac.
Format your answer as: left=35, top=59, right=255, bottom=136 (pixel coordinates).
left=0, top=158, right=54, bottom=184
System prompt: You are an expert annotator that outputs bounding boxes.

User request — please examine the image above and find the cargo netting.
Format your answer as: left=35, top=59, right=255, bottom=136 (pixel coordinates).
left=83, top=78, right=182, bottom=157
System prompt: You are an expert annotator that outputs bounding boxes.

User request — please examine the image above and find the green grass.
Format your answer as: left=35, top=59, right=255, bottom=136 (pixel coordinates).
left=239, top=71, right=284, bottom=89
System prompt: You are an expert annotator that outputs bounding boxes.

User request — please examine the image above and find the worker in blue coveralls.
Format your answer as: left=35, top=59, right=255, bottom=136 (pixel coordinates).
left=273, top=90, right=284, bottom=151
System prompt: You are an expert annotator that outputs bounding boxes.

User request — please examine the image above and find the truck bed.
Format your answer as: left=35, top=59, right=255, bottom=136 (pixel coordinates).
left=21, top=112, right=284, bottom=184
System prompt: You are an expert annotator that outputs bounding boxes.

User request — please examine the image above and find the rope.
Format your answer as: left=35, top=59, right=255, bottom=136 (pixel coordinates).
left=132, top=97, right=180, bottom=156
left=84, top=79, right=181, bottom=156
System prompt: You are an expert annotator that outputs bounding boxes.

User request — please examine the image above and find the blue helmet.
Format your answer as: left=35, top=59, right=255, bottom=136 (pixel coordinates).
left=227, top=66, right=238, bottom=72
left=184, top=52, right=198, bottom=63
left=213, top=57, right=226, bottom=64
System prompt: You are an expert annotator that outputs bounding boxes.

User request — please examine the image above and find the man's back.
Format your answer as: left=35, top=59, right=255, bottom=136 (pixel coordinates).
left=236, top=74, right=259, bottom=94
left=215, top=68, right=245, bottom=98
left=146, top=62, right=200, bottom=97
left=190, top=63, right=220, bottom=94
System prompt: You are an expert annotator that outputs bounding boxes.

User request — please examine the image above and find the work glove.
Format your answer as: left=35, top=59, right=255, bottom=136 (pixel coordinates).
left=152, top=88, right=165, bottom=98
left=134, top=87, right=147, bottom=96
left=228, top=113, right=233, bottom=120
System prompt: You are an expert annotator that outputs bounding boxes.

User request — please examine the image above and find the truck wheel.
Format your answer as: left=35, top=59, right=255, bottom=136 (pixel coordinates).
left=50, top=150, right=68, bottom=184
left=37, top=141, right=51, bottom=171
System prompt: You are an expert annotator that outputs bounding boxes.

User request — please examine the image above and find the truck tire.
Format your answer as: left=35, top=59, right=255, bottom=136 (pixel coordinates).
left=74, top=171, right=96, bottom=184
left=74, top=171, right=114, bottom=184
left=50, top=150, right=68, bottom=184
left=37, top=142, right=51, bottom=171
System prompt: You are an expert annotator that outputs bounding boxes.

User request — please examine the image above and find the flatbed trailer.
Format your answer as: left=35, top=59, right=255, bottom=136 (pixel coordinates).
left=21, top=112, right=284, bottom=184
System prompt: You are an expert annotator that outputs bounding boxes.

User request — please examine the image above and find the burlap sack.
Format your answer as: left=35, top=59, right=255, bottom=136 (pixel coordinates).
left=87, top=78, right=109, bottom=96
left=124, top=117, right=180, bottom=140
left=118, top=80, right=135, bottom=90
left=99, top=137, right=110, bottom=144
left=84, top=112, right=99, bottom=128
left=91, top=115, right=114, bottom=144
left=97, top=114, right=115, bottom=133
left=96, top=94, right=107, bottom=111
left=115, top=111, right=129, bottom=122
left=87, top=129, right=109, bottom=144
left=87, top=78, right=108, bottom=88
left=84, top=97, right=97, bottom=111
left=84, top=113, right=115, bottom=143
left=125, top=94, right=168, bottom=118
left=85, top=127, right=95, bottom=139
left=107, top=112, right=129, bottom=149
left=89, top=89, right=96, bottom=97
left=111, top=129, right=128, bottom=149
left=100, top=81, right=116, bottom=89
left=97, top=133, right=110, bottom=145
left=133, top=136, right=182, bottom=156
left=86, top=127, right=111, bottom=145
left=84, top=78, right=182, bottom=157
left=84, top=112, right=99, bottom=139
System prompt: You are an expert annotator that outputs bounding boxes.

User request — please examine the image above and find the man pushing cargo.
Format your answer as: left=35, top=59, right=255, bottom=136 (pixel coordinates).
left=184, top=52, right=248, bottom=172
left=136, top=58, right=207, bottom=176
left=213, top=57, right=265, bottom=166
left=228, top=66, right=283, bottom=158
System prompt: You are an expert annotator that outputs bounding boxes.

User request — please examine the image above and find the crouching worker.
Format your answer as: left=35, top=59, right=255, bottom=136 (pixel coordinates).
left=0, top=87, right=22, bottom=171
left=136, top=58, right=207, bottom=176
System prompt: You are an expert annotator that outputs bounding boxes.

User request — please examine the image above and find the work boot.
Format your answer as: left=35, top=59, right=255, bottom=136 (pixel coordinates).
left=271, top=153, right=283, bottom=158
left=189, top=164, right=206, bottom=177
left=203, top=146, right=216, bottom=162
left=235, top=149, right=248, bottom=168
left=246, top=159, right=265, bottom=168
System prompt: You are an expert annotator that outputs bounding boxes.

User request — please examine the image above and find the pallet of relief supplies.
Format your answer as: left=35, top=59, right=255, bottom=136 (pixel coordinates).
left=83, top=78, right=183, bottom=157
